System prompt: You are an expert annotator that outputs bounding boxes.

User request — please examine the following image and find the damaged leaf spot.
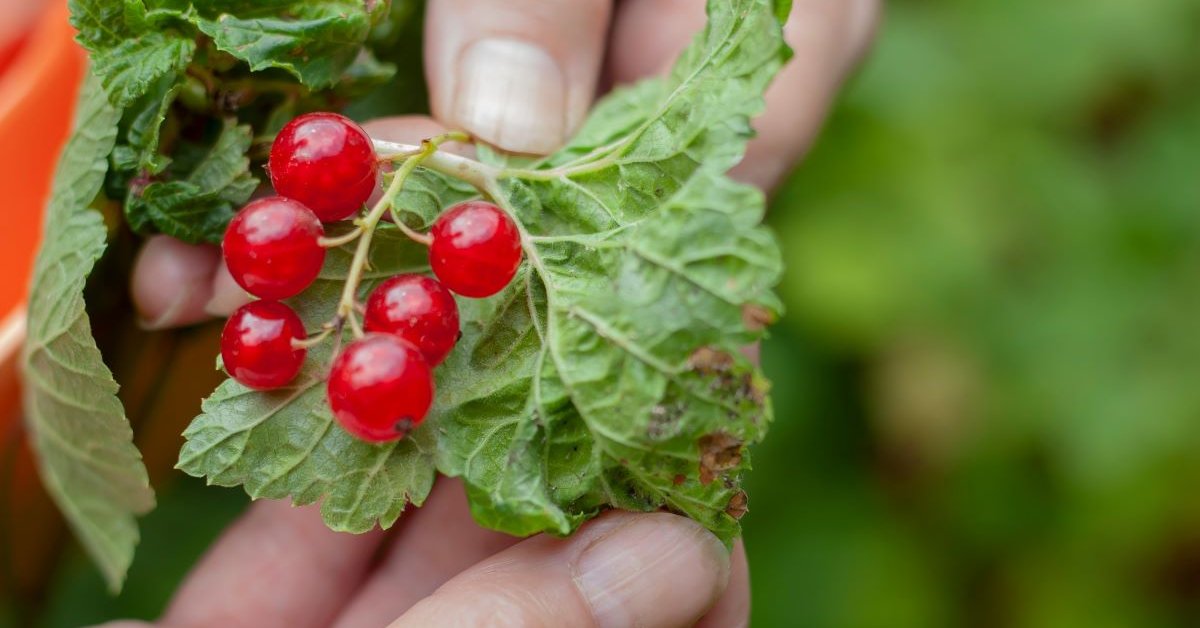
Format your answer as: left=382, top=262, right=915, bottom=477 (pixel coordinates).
left=699, top=432, right=743, bottom=484
left=689, top=346, right=735, bottom=374
left=725, top=490, right=749, bottom=519
left=742, top=303, right=775, bottom=331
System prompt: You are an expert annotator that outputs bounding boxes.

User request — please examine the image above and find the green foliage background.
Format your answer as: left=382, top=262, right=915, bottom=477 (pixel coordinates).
left=22, top=0, right=1200, bottom=625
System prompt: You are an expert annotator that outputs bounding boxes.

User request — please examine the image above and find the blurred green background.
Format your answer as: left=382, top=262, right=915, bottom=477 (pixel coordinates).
left=25, top=0, right=1200, bottom=625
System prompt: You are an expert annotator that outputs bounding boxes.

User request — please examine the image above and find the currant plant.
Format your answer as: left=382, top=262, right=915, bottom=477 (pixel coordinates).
left=26, top=0, right=791, bottom=591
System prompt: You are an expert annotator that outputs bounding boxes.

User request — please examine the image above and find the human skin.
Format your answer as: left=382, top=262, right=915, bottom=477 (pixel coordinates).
left=115, top=1, right=880, bottom=626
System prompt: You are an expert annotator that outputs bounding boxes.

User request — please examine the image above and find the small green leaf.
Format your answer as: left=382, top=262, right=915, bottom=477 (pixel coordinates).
left=110, top=74, right=180, bottom=175
left=195, top=2, right=377, bottom=89
left=91, top=32, right=195, bottom=107
left=127, top=121, right=258, bottom=244
left=178, top=356, right=436, bottom=533
left=23, top=73, right=154, bottom=593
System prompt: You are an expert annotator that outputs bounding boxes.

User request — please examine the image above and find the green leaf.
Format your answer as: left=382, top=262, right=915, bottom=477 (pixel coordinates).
left=439, top=172, right=780, bottom=542
left=440, top=0, right=788, bottom=541
left=178, top=228, right=437, bottom=532
left=181, top=0, right=788, bottom=543
left=22, top=73, right=154, bottom=593
left=194, top=2, right=378, bottom=89
left=110, top=74, right=181, bottom=176
left=126, top=120, right=258, bottom=244
left=90, top=32, right=195, bottom=107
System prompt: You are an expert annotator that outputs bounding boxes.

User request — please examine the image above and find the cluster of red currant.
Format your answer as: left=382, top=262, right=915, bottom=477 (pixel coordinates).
left=219, top=113, right=522, bottom=443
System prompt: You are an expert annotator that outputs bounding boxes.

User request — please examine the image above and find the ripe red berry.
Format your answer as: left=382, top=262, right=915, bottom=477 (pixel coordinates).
left=429, top=201, right=522, bottom=298
left=221, top=301, right=307, bottom=390
left=269, top=112, right=379, bottom=222
left=327, top=335, right=434, bottom=443
left=223, top=196, right=326, bottom=300
left=364, top=275, right=460, bottom=366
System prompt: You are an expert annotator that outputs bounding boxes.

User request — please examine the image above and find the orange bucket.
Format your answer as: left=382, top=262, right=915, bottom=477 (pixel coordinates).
left=0, top=1, right=86, bottom=601
left=0, top=1, right=84, bottom=408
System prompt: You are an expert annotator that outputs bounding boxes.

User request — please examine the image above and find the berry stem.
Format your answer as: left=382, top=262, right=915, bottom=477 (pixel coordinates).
left=389, top=209, right=433, bottom=246
left=337, top=134, right=461, bottom=332
left=371, top=135, right=498, bottom=192
left=318, top=227, right=365, bottom=249
left=292, top=326, right=335, bottom=350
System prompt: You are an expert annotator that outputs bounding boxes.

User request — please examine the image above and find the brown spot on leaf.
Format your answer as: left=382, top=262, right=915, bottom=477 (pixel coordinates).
left=673, top=474, right=686, bottom=486
left=699, top=432, right=743, bottom=484
left=742, top=304, right=775, bottom=331
left=689, top=347, right=735, bottom=375
left=725, top=491, right=749, bottom=519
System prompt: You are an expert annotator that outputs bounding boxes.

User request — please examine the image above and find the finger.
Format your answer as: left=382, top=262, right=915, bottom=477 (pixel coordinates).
left=161, top=501, right=386, bottom=628
left=333, top=479, right=518, bottom=627
left=696, top=541, right=751, bottom=628
left=203, top=259, right=251, bottom=318
left=424, top=0, right=612, bottom=154
left=609, top=0, right=881, bottom=191
left=131, top=235, right=221, bottom=330
left=390, top=511, right=730, bottom=628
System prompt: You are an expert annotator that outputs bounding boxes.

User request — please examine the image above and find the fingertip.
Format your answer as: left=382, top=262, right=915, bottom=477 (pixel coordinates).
left=132, top=236, right=221, bottom=330
left=696, top=540, right=751, bottom=628
left=424, top=0, right=611, bottom=155
left=393, top=510, right=730, bottom=628
left=204, top=260, right=250, bottom=318
left=572, top=511, right=731, bottom=627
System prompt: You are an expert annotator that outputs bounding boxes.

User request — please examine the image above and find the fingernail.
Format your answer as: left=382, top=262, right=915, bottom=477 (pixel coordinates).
left=454, top=38, right=566, bottom=155
left=573, top=513, right=730, bottom=628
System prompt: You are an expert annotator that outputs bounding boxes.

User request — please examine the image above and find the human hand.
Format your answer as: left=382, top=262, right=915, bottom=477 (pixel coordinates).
left=98, top=480, right=748, bottom=627
left=122, top=1, right=878, bottom=626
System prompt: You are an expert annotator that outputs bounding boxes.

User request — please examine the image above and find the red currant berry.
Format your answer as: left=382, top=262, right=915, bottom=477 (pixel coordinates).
left=269, top=112, right=379, bottom=222
left=429, top=201, right=522, bottom=298
left=327, top=335, right=434, bottom=443
left=223, top=196, right=326, bottom=300
left=221, top=301, right=307, bottom=390
left=364, top=275, right=460, bottom=366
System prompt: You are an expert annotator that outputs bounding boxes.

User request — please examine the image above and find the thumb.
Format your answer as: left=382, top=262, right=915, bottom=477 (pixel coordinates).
left=390, top=511, right=731, bottom=628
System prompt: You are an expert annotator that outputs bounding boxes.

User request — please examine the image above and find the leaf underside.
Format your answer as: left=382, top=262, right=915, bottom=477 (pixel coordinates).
left=22, top=73, right=154, bottom=593
left=178, top=0, right=789, bottom=544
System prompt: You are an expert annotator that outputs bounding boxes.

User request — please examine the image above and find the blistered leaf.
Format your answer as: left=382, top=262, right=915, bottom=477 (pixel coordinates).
left=181, top=0, right=789, bottom=543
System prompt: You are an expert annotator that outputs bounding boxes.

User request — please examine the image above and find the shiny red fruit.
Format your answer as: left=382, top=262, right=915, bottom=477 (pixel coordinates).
left=223, top=196, right=326, bottom=300
left=327, top=335, right=434, bottom=443
left=364, top=275, right=460, bottom=366
left=269, top=112, right=379, bottom=222
left=221, top=301, right=307, bottom=390
left=429, top=201, right=522, bottom=298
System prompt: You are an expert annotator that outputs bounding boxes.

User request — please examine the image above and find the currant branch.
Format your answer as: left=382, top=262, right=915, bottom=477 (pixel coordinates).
left=335, top=132, right=469, bottom=336
left=222, top=114, right=524, bottom=441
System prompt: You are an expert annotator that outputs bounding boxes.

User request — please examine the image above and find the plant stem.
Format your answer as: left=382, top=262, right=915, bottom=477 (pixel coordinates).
left=292, top=327, right=335, bottom=350
left=319, top=227, right=365, bottom=248
left=372, top=136, right=500, bottom=192
left=390, top=207, right=433, bottom=246
left=337, top=134, right=461, bottom=335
